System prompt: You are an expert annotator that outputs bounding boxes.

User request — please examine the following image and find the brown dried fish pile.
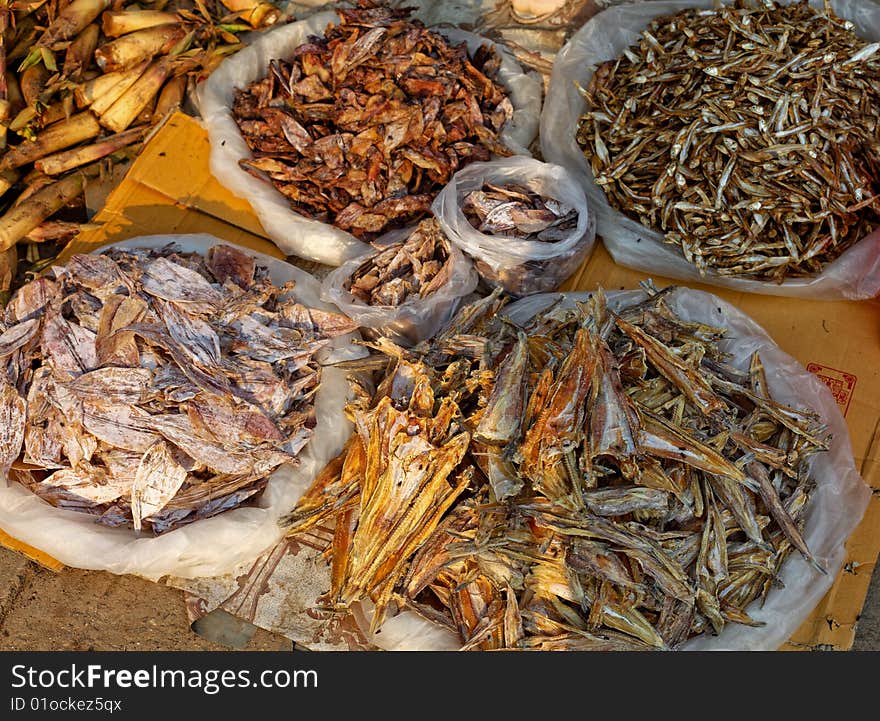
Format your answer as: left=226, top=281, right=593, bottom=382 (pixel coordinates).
left=345, top=218, right=453, bottom=307
left=284, top=285, right=829, bottom=650
left=233, top=0, right=513, bottom=239
left=462, top=182, right=578, bottom=241
left=577, top=0, right=880, bottom=281
left=0, top=243, right=356, bottom=534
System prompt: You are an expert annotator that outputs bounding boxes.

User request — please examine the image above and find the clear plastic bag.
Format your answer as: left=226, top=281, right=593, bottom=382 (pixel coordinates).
left=321, top=225, right=479, bottom=347
left=0, top=234, right=365, bottom=582
left=197, top=12, right=544, bottom=268
left=357, top=287, right=870, bottom=651
left=540, top=0, right=880, bottom=300
left=432, top=156, right=596, bottom=296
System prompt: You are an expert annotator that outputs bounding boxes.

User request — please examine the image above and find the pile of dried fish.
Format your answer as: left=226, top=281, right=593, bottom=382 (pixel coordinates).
left=284, top=284, right=829, bottom=649
left=462, top=182, right=578, bottom=241
left=345, top=218, right=454, bottom=307
left=234, top=0, right=513, bottom=240
left=577, top=0, right=880, bottom=281
left=0, top=0, right=283, bottom=298
left=0, top=243, right=355, bottom=534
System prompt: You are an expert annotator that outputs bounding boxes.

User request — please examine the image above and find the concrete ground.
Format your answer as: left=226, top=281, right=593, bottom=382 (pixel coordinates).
left=0, top=544, right=877, bottom=651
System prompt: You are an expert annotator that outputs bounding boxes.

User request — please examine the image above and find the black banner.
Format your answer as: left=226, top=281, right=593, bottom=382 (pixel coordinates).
left=0, top=650, right=873, bottom=716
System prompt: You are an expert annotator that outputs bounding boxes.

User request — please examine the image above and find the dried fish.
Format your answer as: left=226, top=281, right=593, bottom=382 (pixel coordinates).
left=2, top=243, right=356, bottom=534
left=578, top=1, right=880, bottom=281
left=233, top=1, right=512, bottom=240
left=284, top=285, right=829, bottom=649
left=1, top=0, right=279, bottom=301
left=0, top=377, right=26, bottom=477
left=345, top=218, right=454, bottom=307
left=131, top=441, right=188, bottom=531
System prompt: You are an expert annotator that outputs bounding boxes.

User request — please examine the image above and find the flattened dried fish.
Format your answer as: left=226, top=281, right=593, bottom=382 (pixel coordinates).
left=131, top=441, right=188, bottom=532
left=233, top=1, right=512, bottom=239
left=141, top=256, right=224, bottom=310
left=0, top=378, right=26, bottom=477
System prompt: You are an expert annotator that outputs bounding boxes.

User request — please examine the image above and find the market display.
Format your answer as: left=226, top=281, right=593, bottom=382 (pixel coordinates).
left=232, top=1, right=514, bottom=240
left=577, top=1, right=880, bottom=282
left=0, top=0, right=281, bottom=298
left=284, top=285, right=830, bottom=649
left=0, top=243, right=356, bottom=534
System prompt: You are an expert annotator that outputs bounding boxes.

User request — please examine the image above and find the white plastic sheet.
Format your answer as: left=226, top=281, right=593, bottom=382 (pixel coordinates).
left=363, top=287, right=871, bottom=650
left=540, top=0, right=880, bottom=299
left=198, top=12, right=544, bottom=267
left=432, top=156, right=596, bottom=295
left=0, top=234, right=364, bottom=581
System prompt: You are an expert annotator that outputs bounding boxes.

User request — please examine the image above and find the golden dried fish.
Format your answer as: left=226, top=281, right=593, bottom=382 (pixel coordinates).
left=2, top=242, right=353, bottom=534
left=284, top=283, right=830, bottom=649
left=578, top=1, right=880, bottom=281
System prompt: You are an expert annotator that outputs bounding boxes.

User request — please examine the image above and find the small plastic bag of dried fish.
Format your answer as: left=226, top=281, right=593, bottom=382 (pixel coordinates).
left=197, top=2, right=543, bottom=267
left=0, top=234, right=366, bottom=581
left=321, top=218, right=478, bottom=346
left=540, top=0, right=880, bottom=299
left=433, top=157, right=596, bottom=296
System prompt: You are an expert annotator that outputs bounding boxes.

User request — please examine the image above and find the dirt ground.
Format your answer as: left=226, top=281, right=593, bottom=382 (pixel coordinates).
left=0, top=544, right=877, bottom=651
left=0, top=547, right=290, bottom=651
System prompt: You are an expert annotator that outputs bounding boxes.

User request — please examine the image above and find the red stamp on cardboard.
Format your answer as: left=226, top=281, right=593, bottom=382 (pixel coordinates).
left=806, top=363, right=857, bottom=416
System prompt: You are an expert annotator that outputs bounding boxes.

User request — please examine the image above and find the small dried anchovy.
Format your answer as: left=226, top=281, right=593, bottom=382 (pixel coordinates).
left=283, top=284, right=829, bottom=649
left=346, top=218, right=453, bottom=307
left=578, top=0, right=880, bottom=282
left=0, top=243, right=356, bottom=534
left=233, top=0, right=513, bottom=240
left=462, top=182, right=578, bottom=241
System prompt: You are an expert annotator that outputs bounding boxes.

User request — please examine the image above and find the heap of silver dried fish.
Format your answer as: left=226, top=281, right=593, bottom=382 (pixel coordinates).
left=577, top=0, right=880, bottom=281
left=462, top=182, right=578, bottom=241
left=233, top=0, right=513, bottom=239
left=346, top=218, right=454, bottom=307
left=284, top=284, right=829, bottom=649
left=0, top=243, right=356, bottom=534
